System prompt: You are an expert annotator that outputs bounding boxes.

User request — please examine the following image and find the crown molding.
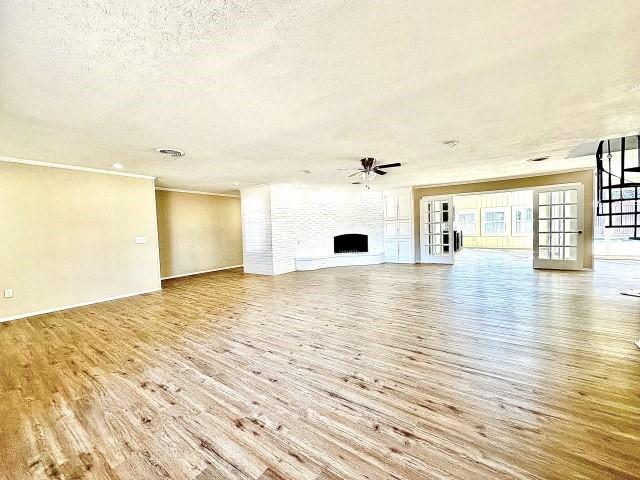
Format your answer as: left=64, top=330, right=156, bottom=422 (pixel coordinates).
left=0, top=155, right=156, bottom=180
left=155, top=187, right=240, bottom=198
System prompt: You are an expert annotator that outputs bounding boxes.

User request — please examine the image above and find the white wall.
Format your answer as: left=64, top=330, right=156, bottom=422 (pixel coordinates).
left=454, top=190, right=533, bottom=249
left=0, top=161, right=161, bottom=321
left=240, top=185, right=274, bottom=275
left=240, top=184, right=384, bottom=275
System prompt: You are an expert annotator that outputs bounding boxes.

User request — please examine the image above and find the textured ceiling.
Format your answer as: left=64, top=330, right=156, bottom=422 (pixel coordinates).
left=1, top=0, right=639, bottom=193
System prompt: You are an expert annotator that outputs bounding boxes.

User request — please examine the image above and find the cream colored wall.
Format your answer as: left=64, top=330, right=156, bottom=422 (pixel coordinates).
left=454, top=190, right=533, bottom=249
left=0, top=162, right=161, bottom=320
left=156, top=190, right=243, bottom=278
left=414, top=169, right=595, bottom=268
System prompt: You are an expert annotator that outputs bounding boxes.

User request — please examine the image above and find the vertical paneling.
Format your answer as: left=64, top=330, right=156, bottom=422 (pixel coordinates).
left=453, top=190, right=533, bottom=249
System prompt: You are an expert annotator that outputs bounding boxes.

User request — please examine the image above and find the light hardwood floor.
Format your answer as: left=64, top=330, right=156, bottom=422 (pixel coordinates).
left=1, top=250, right=639, bottom=480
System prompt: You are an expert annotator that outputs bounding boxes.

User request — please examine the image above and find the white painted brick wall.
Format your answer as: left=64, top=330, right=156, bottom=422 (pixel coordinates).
left=240, top=185, right=274, bottom=275
left=241, top=183, right=384, bottom=275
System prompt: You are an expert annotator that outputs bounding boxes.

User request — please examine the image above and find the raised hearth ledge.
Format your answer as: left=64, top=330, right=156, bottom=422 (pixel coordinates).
left=294, top=251, right=385, bottom=271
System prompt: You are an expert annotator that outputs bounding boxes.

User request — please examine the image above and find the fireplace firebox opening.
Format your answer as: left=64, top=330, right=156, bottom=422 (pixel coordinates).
left=334, top=234, right=368, bottom=253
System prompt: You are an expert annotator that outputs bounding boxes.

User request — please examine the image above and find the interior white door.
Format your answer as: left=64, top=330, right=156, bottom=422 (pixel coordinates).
left=397, top=239, right=413, bottom=262
left=397, top=192, right=412, bottom=219
left=533, top=184, right=584, bottom=270
left=384, top=195, right=397, bottom=220
left=385, top=240, right=399, bottom=261
left=420, top=196, right=454, bottom=264
left=397, top=221, right=412, bottom=236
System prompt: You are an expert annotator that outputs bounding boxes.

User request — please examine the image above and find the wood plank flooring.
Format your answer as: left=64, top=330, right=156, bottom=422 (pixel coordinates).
left=1, top=249, right=639, bottom=480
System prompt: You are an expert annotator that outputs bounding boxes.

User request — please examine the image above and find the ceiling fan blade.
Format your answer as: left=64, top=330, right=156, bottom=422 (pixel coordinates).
left=336, top=167, right=360, bottom=171
left=348, top=170, right=364, bottom=177
left=375, top=162, right=401, bottom=169
left=373, top=168, right=388, bottom=175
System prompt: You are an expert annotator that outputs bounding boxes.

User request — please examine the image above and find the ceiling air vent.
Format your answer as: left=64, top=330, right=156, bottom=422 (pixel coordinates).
left=156, top=148, right=185, bottom=157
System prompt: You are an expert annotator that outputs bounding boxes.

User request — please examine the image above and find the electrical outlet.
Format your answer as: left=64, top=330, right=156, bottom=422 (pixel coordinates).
left=4, top=288, right=13, bottom=298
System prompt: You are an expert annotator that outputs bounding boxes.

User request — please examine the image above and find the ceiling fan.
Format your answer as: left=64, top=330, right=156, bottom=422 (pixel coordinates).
left=338, top=157, right=402, bottom=188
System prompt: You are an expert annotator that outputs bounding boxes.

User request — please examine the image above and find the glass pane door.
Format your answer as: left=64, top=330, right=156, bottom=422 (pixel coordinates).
left=533, top=185, right=584, bottom=270
left=420, top=196, right=454, bottom=264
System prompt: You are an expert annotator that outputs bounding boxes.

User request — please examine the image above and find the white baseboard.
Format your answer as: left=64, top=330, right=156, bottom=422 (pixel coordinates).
left=0, top=288, right=162, bottom=324
left=161, top=264, right=243, bottom=280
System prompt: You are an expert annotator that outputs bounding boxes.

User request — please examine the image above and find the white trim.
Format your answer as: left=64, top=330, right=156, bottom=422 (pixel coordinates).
left=161, top=264, right=243, bottom=280
left=155, top=187, right=240, bottom=198
left=151, top=178, right=163, bottom=290
left=0, top=155, right=156, bottom=180
left=0, top=288, right=162, bottom=324
left=455, top=208, right=479, bottom=236
left=481, top=207, right=511, bottom=236
left=511, top=205, right=534, bottom=237
left=594, top=255, right=640, bottom=261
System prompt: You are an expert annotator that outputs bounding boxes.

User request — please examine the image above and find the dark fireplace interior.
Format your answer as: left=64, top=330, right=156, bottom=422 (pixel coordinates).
left=334, top=234, right=368, bottom=253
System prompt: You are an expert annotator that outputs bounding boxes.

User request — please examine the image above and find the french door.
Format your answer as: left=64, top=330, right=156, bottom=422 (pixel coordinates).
left=420, top=196, right=454, bottom=264
left=533, top=184, right=584, bottom=270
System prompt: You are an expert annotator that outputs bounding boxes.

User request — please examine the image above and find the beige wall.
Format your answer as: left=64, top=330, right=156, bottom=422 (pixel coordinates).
left=414, top=169, right=595, bottom=268
left=0, top=162, right=161, bottom=320
left=156, top=190, right=242, bottom=278
left=454, top=190, right=533, bottom=249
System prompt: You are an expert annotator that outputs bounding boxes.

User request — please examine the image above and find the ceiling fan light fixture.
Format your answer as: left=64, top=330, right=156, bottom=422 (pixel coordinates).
left=342, top=156, right=402, bottom=188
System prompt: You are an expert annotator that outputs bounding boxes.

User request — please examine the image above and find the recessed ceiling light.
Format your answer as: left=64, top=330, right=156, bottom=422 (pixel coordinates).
left=233, top=182, right=240, bottom=186
left=443, top=139, right=459, bottom=148
left=629, top=84, right=640, bottom=93
left=156, top=148, right=185, bottom=157
left=112, top=163, right=124, bottom=169
left=527, top=156, right=550, bottom=162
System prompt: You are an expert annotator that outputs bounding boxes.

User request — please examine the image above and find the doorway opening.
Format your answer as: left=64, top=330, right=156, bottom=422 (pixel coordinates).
left=594, top=210, right=640, bottom=258
left=452, top=189, right=534, bottom=268
left=419, top=184, right=586, bottom=270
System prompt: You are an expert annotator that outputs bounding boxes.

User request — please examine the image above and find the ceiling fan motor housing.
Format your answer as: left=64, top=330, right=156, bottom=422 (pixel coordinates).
left=361, top=157, right=376, bottom=171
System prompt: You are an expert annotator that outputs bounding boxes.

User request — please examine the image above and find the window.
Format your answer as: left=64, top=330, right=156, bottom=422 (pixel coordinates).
left=455, top=209, right=477, bottom=235
left=513, top=207, right=533, bottom=235
left=482, top=208, right=508, bottom=235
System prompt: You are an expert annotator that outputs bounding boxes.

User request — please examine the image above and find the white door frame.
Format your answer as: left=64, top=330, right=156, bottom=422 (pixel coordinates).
left=533, top=183, right=585, bottom=270
left=420, top=195, right=455, bottom=264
